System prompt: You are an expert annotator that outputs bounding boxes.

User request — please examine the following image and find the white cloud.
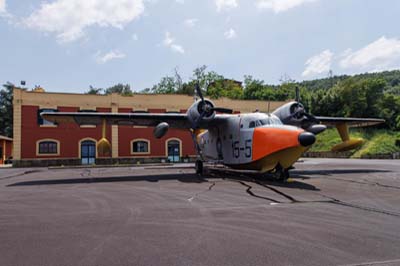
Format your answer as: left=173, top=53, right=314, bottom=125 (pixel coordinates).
left=224, top=28, right=237, bottom=39
left=95, top=50, right=126, bottom=64
left=302, top=49, right=333, bottom=77
left=216, top=0, right=238, bottom=12
left=340, top=36, right=400, bottom=72
left=175, top=0, right=184, bottom=3
left=171, top=44, right=185, bottom=54
left=256, top=0, right=318, bottom=13
left=132, top=34, right=138, bottom=41
left=163, top=31, right=185, bottom=54
left=23, top=0, right=145, bottom=42
left=184, top=18, right=198, bottom=28
left=163, top=31, right=174, bottom=46
left=0, top=0, right=6, bottom=13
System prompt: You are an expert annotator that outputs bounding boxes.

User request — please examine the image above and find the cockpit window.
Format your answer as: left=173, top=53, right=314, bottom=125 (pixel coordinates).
left=271, top=116, right=283, bottom=125
left=248, top=116, right=282, bottom=128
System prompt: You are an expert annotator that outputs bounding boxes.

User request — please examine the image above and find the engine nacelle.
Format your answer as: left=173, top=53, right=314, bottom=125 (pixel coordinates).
left=272, top=101, right=305, bottom=125
left=187, top=99, right=216, bottom=127
left=273, top=101, right=326, bottom=134
left=153, top=122, right=169, bottom=139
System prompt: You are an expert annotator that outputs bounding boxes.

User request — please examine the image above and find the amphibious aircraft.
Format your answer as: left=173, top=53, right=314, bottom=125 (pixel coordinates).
left=42, top=87, right=384, bottom=181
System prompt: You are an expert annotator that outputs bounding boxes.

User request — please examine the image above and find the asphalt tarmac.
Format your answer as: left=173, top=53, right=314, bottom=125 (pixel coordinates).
left=1, top=159, right=400, bottom=266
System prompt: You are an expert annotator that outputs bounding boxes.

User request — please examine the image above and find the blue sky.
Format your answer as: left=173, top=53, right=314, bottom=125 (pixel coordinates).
left=1, top=0, right=400, bottom=93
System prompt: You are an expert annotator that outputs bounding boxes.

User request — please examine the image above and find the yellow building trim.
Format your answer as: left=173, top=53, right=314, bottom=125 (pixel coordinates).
left=2, top=140, right=5, bottom=162
left=79, top=107, right=97, bottom=111
left=39, top=125, right=58, bottom=128
left=111, top=104, right=119, bottom=158
left=130, top=138, right=151, bottom=155
left=14, top=88, right=288, bottom=114
left=78, top=138, right=98, bottom=158
left=12, top=88, right=22, bottom=160
left=165, top=138, right=183, bottom=157
left=39, top=105, right=58, bottom=109
left=36, top=139, right=60, bottom=156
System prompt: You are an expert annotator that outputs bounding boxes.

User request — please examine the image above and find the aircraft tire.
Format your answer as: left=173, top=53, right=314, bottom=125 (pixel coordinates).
left=273, top=164, right=288, bottom=182
left=195, top=160, right=203, bottom=175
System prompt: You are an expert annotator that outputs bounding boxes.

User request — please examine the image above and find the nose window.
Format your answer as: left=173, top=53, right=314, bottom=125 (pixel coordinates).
left=249, top=121, right=256, bottom=128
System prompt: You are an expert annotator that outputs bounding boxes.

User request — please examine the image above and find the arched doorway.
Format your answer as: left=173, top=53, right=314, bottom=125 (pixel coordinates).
left=167, top=139, right=181, bottom=163
left=81, top=140, right=96, bottom=165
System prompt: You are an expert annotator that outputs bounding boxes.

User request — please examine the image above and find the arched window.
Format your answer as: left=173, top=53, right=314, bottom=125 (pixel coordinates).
left=36, top=139, right=60, bottom=155
left=131, top=139, right=150, bottom=155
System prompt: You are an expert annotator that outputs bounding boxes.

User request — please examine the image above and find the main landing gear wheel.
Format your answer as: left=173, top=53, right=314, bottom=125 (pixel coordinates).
left=272, top=164, right=289, bottom=182
left=195, top=160, right=204, bottom=175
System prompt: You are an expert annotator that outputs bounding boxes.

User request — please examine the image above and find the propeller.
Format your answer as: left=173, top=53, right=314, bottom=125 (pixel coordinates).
left=190, top=83, right=233, bottom=159
left=195, top=83, right=233, bottom=116
left=286, top=86, right=320, bottom=124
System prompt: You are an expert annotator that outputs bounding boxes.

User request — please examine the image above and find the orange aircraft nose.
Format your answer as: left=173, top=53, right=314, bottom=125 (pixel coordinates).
left=252, top=126, right=310, bottom=161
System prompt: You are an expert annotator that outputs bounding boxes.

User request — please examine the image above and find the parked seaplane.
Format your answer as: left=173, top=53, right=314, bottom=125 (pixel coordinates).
left=42, top=86, right=384, bottom=181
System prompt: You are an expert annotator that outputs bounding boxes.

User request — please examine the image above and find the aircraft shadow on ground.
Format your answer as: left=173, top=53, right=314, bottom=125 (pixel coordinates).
left=7, top=173, right=209, bottom=187
left=7, top=168, right=385, bottom=190
left=290, top=168, right=391, bottom=179
left=7, top=171, right=317, bottom=191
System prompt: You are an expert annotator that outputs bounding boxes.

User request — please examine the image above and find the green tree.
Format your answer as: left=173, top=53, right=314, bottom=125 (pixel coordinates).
left=104, top=83, right=133, bottom=96
left=191, top=65, right=224, bottom=95
left=0, top=83, right=14, bottom=137
left=207, top=80, right=244, bottom=99
left=378, top=94, right=400, bottom=130
left=151, top=76, right=176, bottom=94
left=85, top=85, right=103, bottom=95
left=243, top=75, right=265, bottom=100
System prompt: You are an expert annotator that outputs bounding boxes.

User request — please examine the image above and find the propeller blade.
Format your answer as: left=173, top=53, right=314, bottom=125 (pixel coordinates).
left=195, top=82, right=204, bottom=102
left=211, top=107, right=233, bottom=114
left=295, top=86, right=300, bottom=102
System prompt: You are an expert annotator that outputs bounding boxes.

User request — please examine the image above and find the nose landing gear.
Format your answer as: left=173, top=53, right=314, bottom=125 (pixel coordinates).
left=270, top=164, right=289, bottom=182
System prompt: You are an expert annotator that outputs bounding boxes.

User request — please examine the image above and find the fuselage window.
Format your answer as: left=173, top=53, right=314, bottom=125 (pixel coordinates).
left=249, top=121, right=256, bottom=128
left=38, top=141, right=58, bottom=154
left=132, top=141, right=149, bottom=153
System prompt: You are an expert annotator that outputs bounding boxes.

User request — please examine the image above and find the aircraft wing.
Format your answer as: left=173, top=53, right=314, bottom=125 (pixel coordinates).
left=41, top=112, right=192, bottom=128
left=41, top=111, right=233, bottom=129
left=316, top=116, right=385, bottom=128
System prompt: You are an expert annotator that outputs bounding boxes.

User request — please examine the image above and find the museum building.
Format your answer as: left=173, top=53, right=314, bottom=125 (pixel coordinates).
left=12, top=87, right=286, bottom=167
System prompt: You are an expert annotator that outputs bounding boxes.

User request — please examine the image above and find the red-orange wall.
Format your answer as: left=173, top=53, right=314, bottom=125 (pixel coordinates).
left=21, top=105, right=195, bottom=159
left=117, top=108, right=195, bottom=157
left=21, top=106, right=112, bottom=159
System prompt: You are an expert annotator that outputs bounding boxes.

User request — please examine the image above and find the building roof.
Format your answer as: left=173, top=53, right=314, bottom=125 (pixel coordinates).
left=0, top=135, right=12, bottom=141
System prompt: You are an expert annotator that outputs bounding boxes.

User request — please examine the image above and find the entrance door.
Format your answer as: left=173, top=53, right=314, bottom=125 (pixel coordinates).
left=167, top=140, right=180, bottom=162
left=81, top=140, right=96, bottom=165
